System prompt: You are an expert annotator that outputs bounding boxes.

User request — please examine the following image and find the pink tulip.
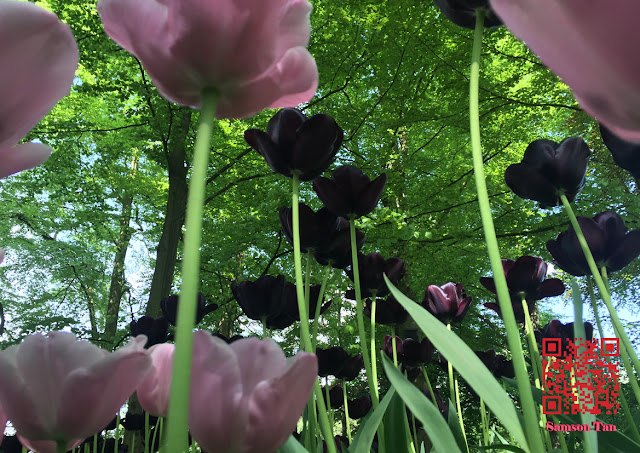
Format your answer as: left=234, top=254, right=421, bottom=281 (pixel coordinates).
left=0, top=1, right=78, bottom=179
left=490, top=0, right=640, bottom=142
left=137, top=343, right=174, bottom=417
left=97, top=0, right=318, bottom=119
left=0, top=332, right=151, bottom=453
left=189, top=330, right=317, bottom=453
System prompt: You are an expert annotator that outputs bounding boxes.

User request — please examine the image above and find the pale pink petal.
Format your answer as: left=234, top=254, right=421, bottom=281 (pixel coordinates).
left=189, top=330, right=246, bottom=453
left=0, top=1, right=78, bottom=150
left=0, top=143, right=52, bottom=179
left=18, top=436, right=84, bottom=453
left=275, top=0, right=313, bottom=57
left=57, top=351, right=150, bottom=439
left=137, top=343, right=174, bottom=417
left=230, top=338, right=288, bottom=391
left=490, top=0, right=640, bottom=142
left=244, top=352, right=317, bottom=453
left=216, top=47, right=318, bottom=118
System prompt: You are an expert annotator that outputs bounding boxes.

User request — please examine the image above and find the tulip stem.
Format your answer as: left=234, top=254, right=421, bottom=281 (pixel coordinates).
left=56, top=441, right=66, bottom=453
left=292, top=173, right=336, bottom=453
left=468, top=11, right=544, bottom=453
left=343, top=381, right=352, bottom=443
left=391, top=326, right=398, bottom=367
left=559, top=194, right=640, bottom=379
left=370, top=296, right=380, bottom=403
left=312, top=265, right=331, bottom=350
left=480, top=398, right=489, bottom=446
left=164, top=87, right=219, bottom=453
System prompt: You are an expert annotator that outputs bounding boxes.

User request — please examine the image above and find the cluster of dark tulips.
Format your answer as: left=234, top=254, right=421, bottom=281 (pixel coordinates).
left=115, top=101, right=640, bottom=452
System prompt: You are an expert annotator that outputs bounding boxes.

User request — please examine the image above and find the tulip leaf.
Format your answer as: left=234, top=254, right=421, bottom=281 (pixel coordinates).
left=352, top=386, right=395, bottom=453
left=383, top=388, right=411, bottom=453
left=469, top=445, right=529, bottom=452
left=277, top=435, right=309, bottom=453
left=382, top=354, right=462, bottom=453
left=384, top=276, right=529, bottom=451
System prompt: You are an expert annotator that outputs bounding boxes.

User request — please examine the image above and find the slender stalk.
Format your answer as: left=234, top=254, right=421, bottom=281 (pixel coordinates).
left=56, top=441, right=66, bottom=453
left=164, top=87, right=219, bottom=453
left=312, top=266, right=331, bottom=350
left=145, top=411, right=150, bottom=453
left=421, top=366, right=437, bottom=409
left=560, top=194, right=640, bottom=378
left=370, top=296, right=380, bottom=401
left=468, top=11, right=544, bottom=453
left=343, top=381, right=352, bottom=443
left=586, top=277, right=604, bottom=335
left=453, top=377, right=468, bottom=448
left=391, top=326, right=399, bottom=367
left=349, top=218, right=377, bottom=405
left=446, top=323, right=456, bottom=404
left=480, top=399, right=489, bottom=446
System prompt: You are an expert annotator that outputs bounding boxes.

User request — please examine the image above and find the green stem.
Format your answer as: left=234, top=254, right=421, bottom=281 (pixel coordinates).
left=446, top=323, right=456, bottom=405
left=391, top=326, right=398, bottom=367
left=349, top=218, right=377, bottom=406
left=560, top=194, right=640, bottom=379
left=312, top=266, right=331, bottom=350
left=56, top=441, right=66, bottom=453
left=586, top=277, right=604, bottom=336
left=421, top=366, right=437, bottom=413
left=370, top=296, right=380, bottom=402
left=164, top=87, right=219, bottom=453
left=343, top=380, right=352, bottom=443
left=480, top=399, right=489, bottom=446
left=453, top=376, right=468, bottom=449
left=469, top=11, right=544, bottom=453
left=145, top=411, right=149, bottom=453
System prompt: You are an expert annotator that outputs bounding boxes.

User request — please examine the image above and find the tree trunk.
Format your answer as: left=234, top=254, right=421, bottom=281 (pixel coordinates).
left=104, top=155, right=138, bottom=343
left=146, top=108, right=192, bottom=317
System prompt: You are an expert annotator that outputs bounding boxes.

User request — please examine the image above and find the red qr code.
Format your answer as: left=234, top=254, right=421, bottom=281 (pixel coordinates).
left=542, top=338, right=619, bottom=415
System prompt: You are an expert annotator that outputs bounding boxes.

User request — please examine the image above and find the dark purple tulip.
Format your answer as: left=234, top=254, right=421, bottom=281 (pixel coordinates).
left=346, top=252, right=405, bottom=297
left=600, top=123, right=640, bottom=180
left=313, top=165, right=387, bottom=219
left=483, top=301, right=526, bottom=323
left=268, top=282, right=331, bottom=329
left=505, top=137, right=590, bottom=208
left=401, top=338, right=435, bottom=367
left=244, top=108, right=343, bottom=181
left=347, top=395, right=372, bottom=419
left=432, top=0, right=502, bottom=29
left=474, top=349, right=515, bottom=379
left=364, top=294, right=409, bottom=326
left=336, top=353, right=364, bottom=381
left=383, top=335, right=403, bottom=360
left=129, top=316, right=169, bottom=348
left=480, top=256, right=564, bottom=303
left=231, top=275, right=286, bottom=322
left=279, top=204, right=340, bottom=253
left=322, top=385, right=344, bottom=409
left=537, top=320, right=594, bottom=358
left=160, top=292, right=218, bottom=326
left=316, top=346, right=349, bottom=377
left=314, top=217, right=365, bottom=269
left=546, top=210, right=640, bottom=276
left=422, top=282, right=473, bottom=324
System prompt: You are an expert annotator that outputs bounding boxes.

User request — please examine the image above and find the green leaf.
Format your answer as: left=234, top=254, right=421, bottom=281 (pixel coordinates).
left=382, top=354, right=462, bottom=453
left=384, top=276, right=529, bottom=451
left=469, top=445, right=529, bottom=452
left=277, top=435, right=309, bottom=453
left=384, top=389, right=411, bottom=453
left=352, top=386, right=395, bottom=453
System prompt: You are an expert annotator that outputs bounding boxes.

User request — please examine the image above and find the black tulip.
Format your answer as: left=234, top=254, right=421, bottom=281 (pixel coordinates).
left=364, top=294, right=409, bottom=326
left=422, top=282, right=473, bottom=324
left=313, top=165, right=387, bottom=219
left=600, top=123, right=640, bottom=180
left=129, top=316, right=169, bottom=348
left=160, top=292, right=218, bottom=326
left=474, top=349, right=515, bottom=379
left=245, top=108, right=343, bottom=181
left=336, top=353, right=364, bottom=381
left=314, top=217, right=366, bottom=269
left=231, top=275, right=286, bottom=321
left=346, top=252, right=405, bottom=297
left=546, top=210, right=640, bottom=276
left=322, top=384, right=345, bottom=409
left=347, top=395, right=372, bottom=419
left=537, top=320, right=594, bottom=358
left=279, top=204, right=340, bottom=253
left=505, top=137, right=590, bottom=208
left=432, top=0, right=502, bottom=29
left=480, top=256, right=565, bottom=322
left=316, top=346, right=349, bottom=377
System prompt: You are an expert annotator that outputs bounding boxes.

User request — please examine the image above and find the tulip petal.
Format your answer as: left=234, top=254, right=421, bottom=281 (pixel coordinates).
left=215, top=47, right=318, bottom=119
left=607, top=229, right=640, bottom=272
left=189, top=331, right=245, bottom=453
left=490, top=0, right=640, bottom=142
left=137, top=343, right=174, bottom=417
left=0, top=1, right=78, bottom=151
left=245, top=353, right=317, bottom=453
left=313, top=177, right=352, bottom=218
left=356, top=173, right=387, bottom=217
left=535, top=278, right=565, bottom=299
left=231, top=338, right=288, bottom=390
left=504, top=165, right=558, bottom=207
left=0, top=143, right=52, bottom=179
